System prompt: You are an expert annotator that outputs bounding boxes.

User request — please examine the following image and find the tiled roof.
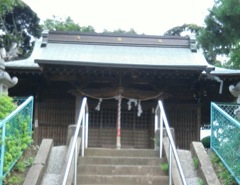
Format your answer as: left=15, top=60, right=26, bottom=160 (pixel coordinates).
left=35, top=42, right=208, bottom=70
left=5, top=31, right=240, bottom=75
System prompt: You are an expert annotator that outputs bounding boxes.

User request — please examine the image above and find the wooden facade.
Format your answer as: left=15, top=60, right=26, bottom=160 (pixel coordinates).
left=7, top=70, right=206, bottom=150
left=6, top=31, right=240, bottom=149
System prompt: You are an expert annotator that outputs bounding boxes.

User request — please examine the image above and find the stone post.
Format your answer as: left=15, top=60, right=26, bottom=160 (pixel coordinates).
left=0, top=59, right=18, bottom=95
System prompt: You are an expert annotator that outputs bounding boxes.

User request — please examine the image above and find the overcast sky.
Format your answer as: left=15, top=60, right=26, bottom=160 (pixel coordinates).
left=22, top=0, right=214, bottom=35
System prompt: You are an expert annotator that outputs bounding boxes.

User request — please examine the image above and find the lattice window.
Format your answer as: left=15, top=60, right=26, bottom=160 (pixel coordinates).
left=89, top=108, right=101, bottom=127
left=102, top=108, right=117, bottom=128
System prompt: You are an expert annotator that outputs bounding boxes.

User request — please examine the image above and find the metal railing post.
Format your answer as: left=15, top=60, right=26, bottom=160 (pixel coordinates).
left=85, top=109, right=89, bottom=148
left=0, top=121, right=6, bottom=185
left=62, top=97, right=88, bottom=185
left=159, top=111, right=163, bottom=158
left=74, top=143, right=78, bottom=185
left=155, top=100, right=187, bottom=185
left=154, top=113, right=158, bottom=150
left=168, top=142, right=172, bottom=185
left=81, top=108, right=85, bottom=157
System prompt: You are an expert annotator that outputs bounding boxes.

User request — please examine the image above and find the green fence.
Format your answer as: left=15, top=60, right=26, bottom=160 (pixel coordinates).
left=211, top=102, right=240, bottom=184
left=0, top=96, right=34, bottom=184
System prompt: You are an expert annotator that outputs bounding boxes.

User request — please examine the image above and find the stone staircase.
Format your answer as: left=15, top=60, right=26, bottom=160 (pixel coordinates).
left=23, top=139, right=220, bottom=185
left=77, top=148, right=169, bottom=185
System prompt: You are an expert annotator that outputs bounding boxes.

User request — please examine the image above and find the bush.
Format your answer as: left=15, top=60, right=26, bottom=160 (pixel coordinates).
left=0, top=95, right=33, bottom=176
left=201, top=136, right=210, bottom=149
left=0, top=95, right=17, bottom=120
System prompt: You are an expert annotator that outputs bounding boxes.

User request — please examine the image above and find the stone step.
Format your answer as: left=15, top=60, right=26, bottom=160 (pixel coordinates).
left=77, top=175, right=169, bottom=185
left=78, top=165, right=166, bottom=176
left=78, top=156, right=164, bottom=166
left=84, top=148, right=158, bottom=158
left=78, top=148, right=168, bottom=185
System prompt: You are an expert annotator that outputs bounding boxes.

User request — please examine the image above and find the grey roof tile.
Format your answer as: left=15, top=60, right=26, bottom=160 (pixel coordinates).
left=36, top=42, right=209, bottom=69
left=5, top=36, right=240, bottom=75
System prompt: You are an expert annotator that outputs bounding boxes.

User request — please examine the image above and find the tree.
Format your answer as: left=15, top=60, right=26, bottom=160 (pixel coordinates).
left=43, top=16, right=95, bottom=33
left=0, top=0, right=42, bottom=61
left=197, top=0, right=240, bottom=68
left=0, top=0, right=18, bottom=16
left=103, top=28, right=138, bottom=35
left=164, top=24, right=202, bottom=36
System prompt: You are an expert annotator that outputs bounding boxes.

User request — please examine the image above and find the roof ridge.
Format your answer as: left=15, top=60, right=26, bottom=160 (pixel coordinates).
left=42, top=31, right=194, bottom=49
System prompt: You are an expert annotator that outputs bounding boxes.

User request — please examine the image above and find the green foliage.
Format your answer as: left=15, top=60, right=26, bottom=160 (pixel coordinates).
left=197, top=178, right=205, bottom=185
left=164, top=23, right=202, bottom=36
left=3, top=173, right=23, bottom=185
left=201, top=136, right=210, bottom=149
left=14, top=156, right=34, bottom=173
left=3, top=115, right=33, bottom=174
left=43, top=16, right=138, bottom=35
left=23, top=156, right=34, bottom=167
left=160, top=162, right=169, bottom=174
left=1, top=2, right=42, bottom=60
left=14, top=161, right=25, bottom=173
left=43, top=16, right=95, bottom=33
left=0, top=95, right=33, bottom=178
left=0, top=0, right=22, bottom=16
left=193, top=157, right=199, bottom=170
left=0, top=1, right=42, bottom=61
left=103, top=28, right=137, bottom=35
left=210, top=152, right=238, bottom=185
left=0, top=95, right=16, bottom=120
left=197, top=0, right=240, bottom=68
left=3, top=145, right=37, bottom=185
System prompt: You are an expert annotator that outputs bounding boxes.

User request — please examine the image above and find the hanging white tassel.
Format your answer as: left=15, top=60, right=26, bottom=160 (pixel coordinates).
left=95, top=98, right=102, bottom=111
left=127, top=99, right=138, bottom=110
left=137, top=100, right=143, bottom=117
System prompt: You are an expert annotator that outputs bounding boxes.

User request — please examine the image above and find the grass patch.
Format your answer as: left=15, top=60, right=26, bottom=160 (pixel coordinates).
left=160, top=162, right=169, bottom=175
left=210, top=152, right=238, bottom=185
left=193, top=157, right=199, bottom=170
left=197, top=178, right=205, bottom=185
left=3, top=145, right=39, bottom=185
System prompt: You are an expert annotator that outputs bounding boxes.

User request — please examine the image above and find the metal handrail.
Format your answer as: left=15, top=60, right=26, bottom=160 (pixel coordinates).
left=155, top=100, right=187, bottom=185
left=62, top=97, right=88, bottom=185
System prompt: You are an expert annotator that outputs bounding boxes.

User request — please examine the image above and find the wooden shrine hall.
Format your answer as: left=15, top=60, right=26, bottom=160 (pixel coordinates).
left=6, top=31, right=240, bottom=149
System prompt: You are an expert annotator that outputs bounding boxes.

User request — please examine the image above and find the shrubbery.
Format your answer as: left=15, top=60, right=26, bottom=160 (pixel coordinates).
left=201, top=136, right=210, bottom=149
left=0, top=95, right=33, bottom=178
left=0, top=95, right=17, bottom=120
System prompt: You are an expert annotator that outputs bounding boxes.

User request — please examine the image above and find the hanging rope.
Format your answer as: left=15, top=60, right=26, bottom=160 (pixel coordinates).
left=127, top=99, right=138, bottom=110
left=127, top=99, right=143, bottom=117
left=137, top=100, right=143, bottom=117
left=116, top=95, right=122, bottom=149
left=95, top=98, right=102, bottom=111
left=79, top=89, right=163, bottom=101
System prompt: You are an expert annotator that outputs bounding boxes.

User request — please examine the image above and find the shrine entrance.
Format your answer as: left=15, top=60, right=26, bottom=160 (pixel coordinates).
left=87, top=98, right=155, bottom=149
